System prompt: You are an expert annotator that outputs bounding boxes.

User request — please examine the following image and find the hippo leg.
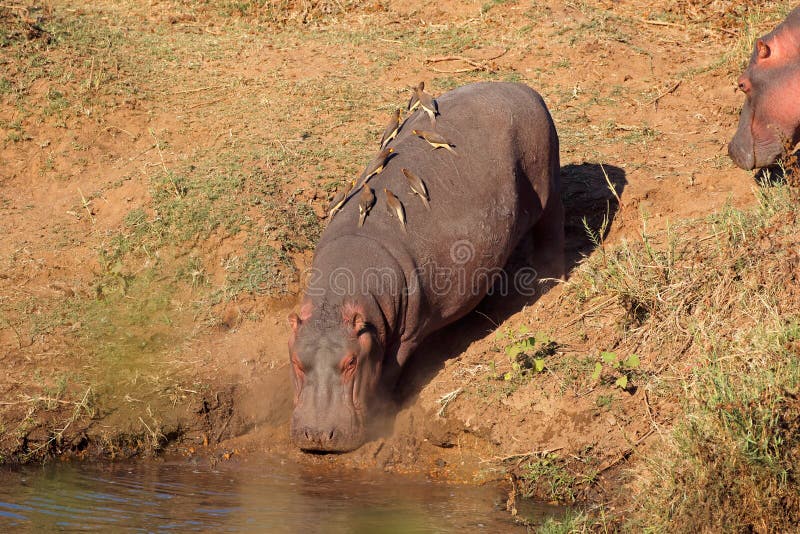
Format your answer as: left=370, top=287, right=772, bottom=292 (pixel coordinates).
left=530, top=194, right=566, bottom=283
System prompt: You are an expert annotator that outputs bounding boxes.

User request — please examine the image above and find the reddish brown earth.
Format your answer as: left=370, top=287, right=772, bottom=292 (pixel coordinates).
left=0, top=0, right=784, bottom=518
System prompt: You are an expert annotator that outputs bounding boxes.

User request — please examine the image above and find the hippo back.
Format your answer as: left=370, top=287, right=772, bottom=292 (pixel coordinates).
left=317, top=82, right=559, bottom=336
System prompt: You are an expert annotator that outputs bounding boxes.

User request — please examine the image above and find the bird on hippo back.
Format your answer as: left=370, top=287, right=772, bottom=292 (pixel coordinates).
left=729, top=7, right=800, bottom=171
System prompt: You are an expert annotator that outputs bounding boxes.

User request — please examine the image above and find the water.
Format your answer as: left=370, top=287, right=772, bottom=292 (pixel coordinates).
left=0, top=458, right=534, bottom=532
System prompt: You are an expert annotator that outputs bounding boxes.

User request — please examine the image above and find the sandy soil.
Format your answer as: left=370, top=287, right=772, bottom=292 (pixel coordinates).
left=0, top=0, right=785, bottom=518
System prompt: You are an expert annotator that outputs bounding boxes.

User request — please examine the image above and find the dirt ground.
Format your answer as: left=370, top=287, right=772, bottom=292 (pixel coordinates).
left=0, top=0, right=791, bottom=525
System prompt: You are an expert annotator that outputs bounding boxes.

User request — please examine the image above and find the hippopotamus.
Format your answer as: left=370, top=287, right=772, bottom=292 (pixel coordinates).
left=729, top=7, right=800, bottom=170
left=288, top=81, right=563, bottom=452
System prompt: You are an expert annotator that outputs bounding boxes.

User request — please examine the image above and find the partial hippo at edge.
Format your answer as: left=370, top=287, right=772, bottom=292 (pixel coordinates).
left=288, top=82, right=564, bottom=452
left=729, top=7, right=800, bottom=170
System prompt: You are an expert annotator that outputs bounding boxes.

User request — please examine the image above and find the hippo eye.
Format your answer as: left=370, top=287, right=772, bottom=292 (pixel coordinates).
left=738, top=80, right=749, bottom=93
left=341, top=354, right=357, bottom=375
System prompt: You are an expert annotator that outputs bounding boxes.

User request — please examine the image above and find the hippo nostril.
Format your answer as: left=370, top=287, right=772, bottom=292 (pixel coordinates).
left=328, top=429, right=335, bottom=441
left=304, top=430, right=311, bottom=440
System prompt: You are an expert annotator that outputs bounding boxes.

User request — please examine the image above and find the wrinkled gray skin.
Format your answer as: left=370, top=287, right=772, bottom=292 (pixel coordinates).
left=729, top=7, right=800, bottom=170
left=288, top=82, right=564, bottom=452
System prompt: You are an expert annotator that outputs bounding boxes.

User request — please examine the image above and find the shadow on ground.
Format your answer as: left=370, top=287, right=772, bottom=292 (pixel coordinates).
left=755, top=162, right=798, bottom=187
left=391, top=163, right=627, bottom=411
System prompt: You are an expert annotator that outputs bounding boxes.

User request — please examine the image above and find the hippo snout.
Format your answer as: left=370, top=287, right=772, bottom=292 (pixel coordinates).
left=290, top=421, right=364, bottom=452
left=728, top=139, right=755, bottom=171
left=290, top=402, right=365, bottom=452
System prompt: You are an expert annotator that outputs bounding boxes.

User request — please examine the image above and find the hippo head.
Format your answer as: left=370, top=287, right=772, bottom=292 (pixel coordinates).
left=729, top=8, right=800, bottom=170
left=287, top=300, right=384, bottom=452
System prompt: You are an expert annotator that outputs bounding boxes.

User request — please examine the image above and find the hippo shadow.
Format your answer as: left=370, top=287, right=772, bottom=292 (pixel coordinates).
left=754, top=162, right=795, bottom=186
left=389, top=163, right=627, bottom=416
left=561, top=162, right=627, bottom=270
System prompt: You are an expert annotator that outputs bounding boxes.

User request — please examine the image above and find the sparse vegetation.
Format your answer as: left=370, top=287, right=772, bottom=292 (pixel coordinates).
left=519, top=454, right=579, bottom=502
left=493, top=325, right=557, bottom=383
left=590, top=351, right=640, bottom=390
left=2, top=0, right=800, bottom=531
left=564, top=175, right=800, bottom=529
left=534, top=509, right=593, bottom=534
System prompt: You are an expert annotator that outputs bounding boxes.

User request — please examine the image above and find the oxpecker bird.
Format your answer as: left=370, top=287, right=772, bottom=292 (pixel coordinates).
left=414, top=85, right=438, bottom=125
left=412, top=130, right=456, bottom=153
left=358, top=184, right=375, bottom=227
left=360, top=147, right=395, bottom=184
left=384, top=189, right=407, bottom=233
left=407, top=81, right=424, bottom=111
left=328, top=180, right=355, bottom=219
left=380, top=109, right=401, bottom=149
left=401, top=168, right=430, bottom=209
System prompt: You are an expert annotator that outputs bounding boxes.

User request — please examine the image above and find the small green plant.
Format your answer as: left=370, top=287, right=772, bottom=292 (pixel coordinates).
left=582, top=205, right=610, bottom=250
left=494, top=325, right=558, bottom=381
left=520, top=454, right=577, bottom=502
left=535, top=509, right=590, bottom=534
left=177, top=256, right=208, bottom=289
left=44, top=87, right=70, bottom=117
left=481, top=0, right=515, bottom=15
left=596, top=394, right=614, bottom=409
left=591, top=351, right=640, bottom=390
left=2, top=119, right=25, bottom=143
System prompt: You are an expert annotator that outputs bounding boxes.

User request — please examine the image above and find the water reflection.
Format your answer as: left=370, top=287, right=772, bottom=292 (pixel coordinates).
left=0, top=458, right=520, bottom=532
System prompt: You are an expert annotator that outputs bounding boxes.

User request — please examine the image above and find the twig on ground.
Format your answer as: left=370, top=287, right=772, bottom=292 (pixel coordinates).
left=87, top=57, right=94, bottom=92
left=481, top=446, right=565, bottom=464
left=643, top=388, right=665, bottom=438
left=0, top=396, right=83, bottom=406
left=425, top=50, right=507, bottom=73
left=601, top=163, right=622, bottom=207
left=437, top=388, right=462, bottom=417
left=641, top=16, right=735, bottom=37
left=564, top=297, right=616, bottom=327
left=598, top=427, right=656, bottom=473
left=0, top=318, right=27, bottom=349
left=149, top=129, right=181, bottom=198
left=474, top=310, right=499, bottom=328
left=77, top=188, right=95, bottom=224
left=169, top=84, right=230, bottom=95
left=26, top=387, right=92, bottom=457
left=187, top=97, right=226, bottom=109
left=139, top=416, right=162, bottom=448
left=119, top=145, right=155, bottom=168
left=647, top=80, right=682, bottom=106
left=639, top=18, right=685, bottom=30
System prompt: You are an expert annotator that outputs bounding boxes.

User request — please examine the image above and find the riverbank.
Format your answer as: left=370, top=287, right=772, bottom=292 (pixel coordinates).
left=2, top=1, right=798, bottom=530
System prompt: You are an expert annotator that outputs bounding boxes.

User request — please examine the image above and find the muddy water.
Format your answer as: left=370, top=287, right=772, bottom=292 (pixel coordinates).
left=0, top=458, right=546, bottom=532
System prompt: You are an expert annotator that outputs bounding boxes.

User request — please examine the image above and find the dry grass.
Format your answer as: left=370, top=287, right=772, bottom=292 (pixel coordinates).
left=3, top=6, right=800, bottom=533
left=142, top=0, right=369, bottom=26
left=668, top=1, right=760, bottom=29
left=564, top=176, right=800, bottom=531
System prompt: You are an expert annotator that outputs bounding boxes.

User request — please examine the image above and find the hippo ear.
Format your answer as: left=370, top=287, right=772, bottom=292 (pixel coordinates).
left=289, top=301, right=313, bottom=333
left=288, top=312, right=302, bottom=333
left=757, top=39, right=771, bottom=59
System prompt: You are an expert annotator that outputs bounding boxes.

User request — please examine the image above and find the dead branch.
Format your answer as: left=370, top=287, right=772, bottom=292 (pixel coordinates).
left=425, top=49, right=507, bottom=73
left=648, top=80, right=682, bottom=106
